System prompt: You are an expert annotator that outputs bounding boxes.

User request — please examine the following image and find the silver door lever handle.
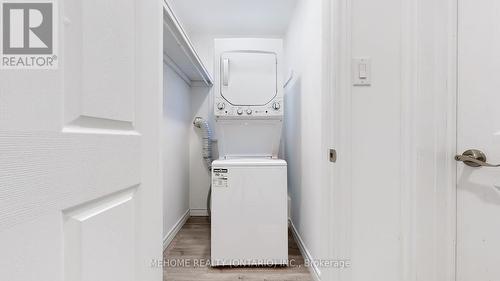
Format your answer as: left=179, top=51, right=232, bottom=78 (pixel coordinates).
left=455, top=149, right=500, bottom=167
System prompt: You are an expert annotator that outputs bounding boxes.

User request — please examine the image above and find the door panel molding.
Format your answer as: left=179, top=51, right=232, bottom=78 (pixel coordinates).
left=63, top=116, right=139, bottom=135
left=0, top=131, right=140, bottom=230
left=63, top=0, right=136, bottom=127
left=64, top=186, right=137, bottom=281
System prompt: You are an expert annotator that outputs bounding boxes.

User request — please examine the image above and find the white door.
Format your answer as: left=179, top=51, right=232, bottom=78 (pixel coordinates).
left=0, top=0, right=163, bottom=281
left=456, top=0, right=500, bottom=280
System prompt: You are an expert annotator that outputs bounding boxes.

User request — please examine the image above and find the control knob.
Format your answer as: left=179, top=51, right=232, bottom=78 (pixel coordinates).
left=237, top=109, right=243, bottom=115
left=246, top=109, right=252, bottom=115
left=217, top=102, right=225, bottom=110
left=272, top=102, right=281, bottom=110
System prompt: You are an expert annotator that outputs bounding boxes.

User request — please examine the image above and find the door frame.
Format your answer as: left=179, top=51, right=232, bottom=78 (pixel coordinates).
left=400, top=0, right=458, bottom=281
left=406, top=0, right=458, bottom=280
left=134, top=0, right=164, bottom=279
left=322, top=0, right=352, bottom=280
left=324, top=0, right=459, bottom=280
left=391, top=0, right=459, bottom=280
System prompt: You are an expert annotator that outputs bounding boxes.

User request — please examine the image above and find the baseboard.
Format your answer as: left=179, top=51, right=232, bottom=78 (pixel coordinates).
left=289, top=219, right=321, bottom=281
left=189, top=208, right=209, bottom=217
left=163, top=210, right=190, bottom=250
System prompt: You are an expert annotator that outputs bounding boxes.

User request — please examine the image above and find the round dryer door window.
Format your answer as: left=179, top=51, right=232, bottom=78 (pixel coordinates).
left=220, top=51, right=277, bottom=106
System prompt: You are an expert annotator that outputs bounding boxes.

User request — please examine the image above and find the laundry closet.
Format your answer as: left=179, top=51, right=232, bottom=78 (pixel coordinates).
left=161, top=0, right=324, bottom=280
left=0, top=0, right=477, bottom=279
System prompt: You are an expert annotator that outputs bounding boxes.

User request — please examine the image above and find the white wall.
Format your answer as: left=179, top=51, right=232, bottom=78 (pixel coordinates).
left=187, top=35, right=215, bottom=214
left=348, top=1, right=458, bottom=280
left=283, top=0, right=324, bottom=271
left=349, top=0, right=403, bottom=280
left=169, top=0, right=297, bottom=37
left=325, top=1, right=458, bottom=280
left=162, top=63, right=191, bottom=235
left=189, top=82, right=213, bottom=215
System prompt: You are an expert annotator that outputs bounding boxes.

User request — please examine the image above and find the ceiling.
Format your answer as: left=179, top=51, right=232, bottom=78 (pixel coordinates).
left=169, top=0, right=298, bottom=37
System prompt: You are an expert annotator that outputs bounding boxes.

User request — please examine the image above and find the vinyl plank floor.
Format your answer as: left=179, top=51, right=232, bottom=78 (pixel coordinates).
left=163, top=217, right=314, bottom=281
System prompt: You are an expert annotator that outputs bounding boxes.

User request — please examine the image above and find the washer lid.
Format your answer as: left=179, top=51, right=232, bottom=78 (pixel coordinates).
left=220, top=51, right=277, bottom=106
left=213, top=158, right=287, bottom=167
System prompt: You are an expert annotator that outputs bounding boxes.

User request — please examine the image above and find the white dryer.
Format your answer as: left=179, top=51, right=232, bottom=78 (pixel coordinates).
left=211, top=38, right=288, bottom=266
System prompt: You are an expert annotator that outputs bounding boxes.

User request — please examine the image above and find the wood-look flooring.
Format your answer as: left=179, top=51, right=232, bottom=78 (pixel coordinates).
left=163, top=217, right=314, bottom=281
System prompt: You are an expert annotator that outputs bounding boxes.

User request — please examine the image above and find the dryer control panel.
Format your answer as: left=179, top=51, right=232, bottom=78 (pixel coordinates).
left=213, top=39, right=284, bottom=119
left=214, top=98, right=283, bottom=118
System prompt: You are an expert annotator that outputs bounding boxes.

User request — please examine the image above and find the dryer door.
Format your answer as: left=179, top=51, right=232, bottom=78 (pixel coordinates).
left=220, top=51, right=277, bottom=106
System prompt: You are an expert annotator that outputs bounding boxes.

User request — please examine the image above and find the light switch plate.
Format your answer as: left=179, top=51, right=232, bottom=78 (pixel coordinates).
left=352, top=57, right=371, bottom=86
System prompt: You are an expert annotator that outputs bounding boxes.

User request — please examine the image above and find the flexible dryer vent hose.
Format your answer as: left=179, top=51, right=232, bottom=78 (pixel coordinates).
left=193, top=117, right=213, bottom=170
left=193, top=117, right=213, bottom=217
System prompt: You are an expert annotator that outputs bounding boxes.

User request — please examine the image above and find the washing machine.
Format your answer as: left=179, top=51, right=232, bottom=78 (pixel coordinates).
left=211, top=159, right=287, bottom=266
left=211, top=38, right=288, bottom=266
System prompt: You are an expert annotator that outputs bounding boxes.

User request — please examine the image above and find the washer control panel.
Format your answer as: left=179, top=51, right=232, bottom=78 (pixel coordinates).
left=214, top=98, right=283, bottom=118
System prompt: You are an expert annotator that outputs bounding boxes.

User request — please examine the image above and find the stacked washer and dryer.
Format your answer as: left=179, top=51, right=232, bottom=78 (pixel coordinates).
left=211, top=38, right=288, bottom=266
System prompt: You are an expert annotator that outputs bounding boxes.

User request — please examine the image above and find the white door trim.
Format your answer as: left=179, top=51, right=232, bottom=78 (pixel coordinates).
left=135, top=0, right=164, bottom=279
left=400, top=0, right=418, bottom=279
left=323, top=0, right=352, bottom=280
left=403, top=0, right=458, bottom=281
